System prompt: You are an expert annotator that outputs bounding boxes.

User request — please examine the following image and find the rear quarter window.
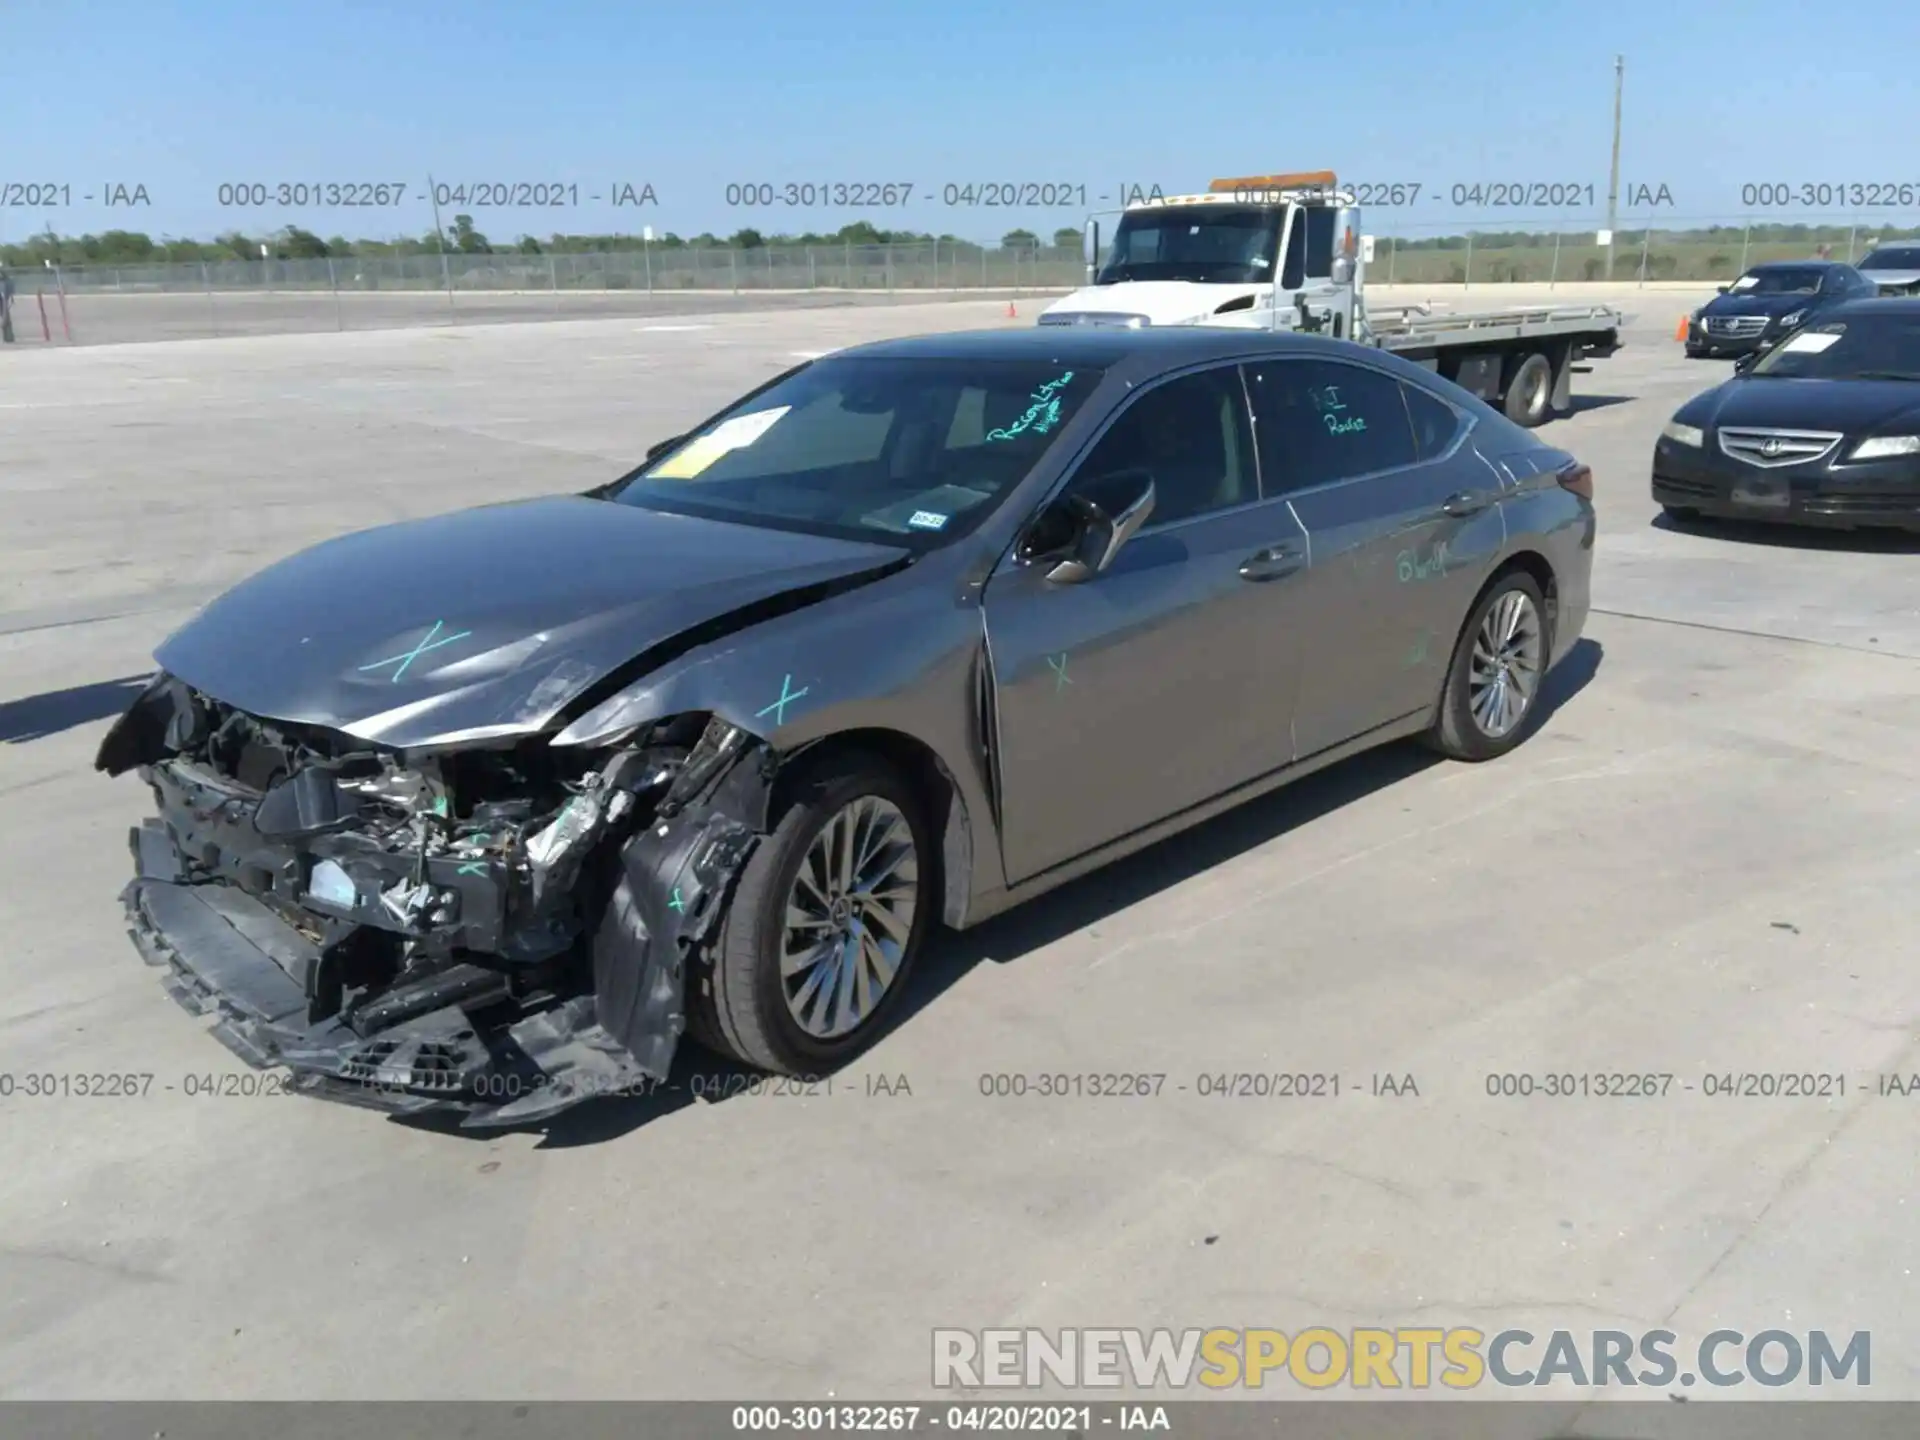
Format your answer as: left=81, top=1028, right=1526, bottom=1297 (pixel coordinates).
left=1400, top=382, right=1464, bottom=460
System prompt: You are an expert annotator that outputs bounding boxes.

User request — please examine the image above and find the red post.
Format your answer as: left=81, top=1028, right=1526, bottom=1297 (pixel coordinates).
left=37, top=289, right=51, bottom=342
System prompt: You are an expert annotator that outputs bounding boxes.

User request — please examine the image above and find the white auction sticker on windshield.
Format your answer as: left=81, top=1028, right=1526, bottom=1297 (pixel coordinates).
left=707, top=407, right=790, bottom=447
left=1782, top=331, right=1842, bottom=352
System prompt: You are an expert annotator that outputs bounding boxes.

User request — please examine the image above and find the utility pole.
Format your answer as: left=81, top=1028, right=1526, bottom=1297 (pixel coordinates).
left=1604, top=54, right=1624, bottom=280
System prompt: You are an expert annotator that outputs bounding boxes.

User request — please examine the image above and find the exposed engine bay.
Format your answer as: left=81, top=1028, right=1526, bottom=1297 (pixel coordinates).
left=97, top=673, right=776, bottom=1127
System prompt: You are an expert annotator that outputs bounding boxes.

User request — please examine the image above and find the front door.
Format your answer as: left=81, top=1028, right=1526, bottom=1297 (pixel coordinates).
left=1243, top=355, right=1503, bottom=759
left=983, top=363, right=1312, bottom=885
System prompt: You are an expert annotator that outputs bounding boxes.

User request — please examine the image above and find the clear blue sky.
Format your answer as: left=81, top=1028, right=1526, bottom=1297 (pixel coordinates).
left=5, top=0, right=1918, bottom=246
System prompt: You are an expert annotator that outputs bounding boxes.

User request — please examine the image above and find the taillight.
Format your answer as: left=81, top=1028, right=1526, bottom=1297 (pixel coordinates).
left=1557, top=461, right=1593, bottom=501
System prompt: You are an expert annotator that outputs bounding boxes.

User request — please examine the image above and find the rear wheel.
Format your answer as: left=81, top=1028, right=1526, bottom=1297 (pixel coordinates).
left=1503, top=352, right=1554, bottom=427
left=691, top=754, right=933, bottom=1075
left=1424, top=572, right=1550, bottom=762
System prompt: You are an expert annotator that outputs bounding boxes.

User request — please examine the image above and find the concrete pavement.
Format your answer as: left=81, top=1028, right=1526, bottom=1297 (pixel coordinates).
left=2, top=293, right=1916, bottom=1403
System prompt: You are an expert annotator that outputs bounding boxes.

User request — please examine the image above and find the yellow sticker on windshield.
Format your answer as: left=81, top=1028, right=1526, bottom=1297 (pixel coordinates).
left=648, top=406, right=791, bottom=479
left=649, top=435, right=728, bottom=478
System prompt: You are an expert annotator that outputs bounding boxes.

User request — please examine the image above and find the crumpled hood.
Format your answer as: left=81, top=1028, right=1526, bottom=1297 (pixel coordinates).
left=1680, top=378, right=1920, bottom=434
left=154, top=495, right=908, bottom=749
left=1041, top=281, right=1268, bottom=325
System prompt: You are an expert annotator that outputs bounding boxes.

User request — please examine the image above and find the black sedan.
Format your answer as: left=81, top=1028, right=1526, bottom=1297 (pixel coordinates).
left=1654, top=298, right=1920, bottom=531
left=1685, top=261, right=1878, bottom=358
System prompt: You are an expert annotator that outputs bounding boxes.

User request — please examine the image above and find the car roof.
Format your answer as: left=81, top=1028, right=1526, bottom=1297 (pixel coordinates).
left=1747, top=259, right=1852, bottom=272
left=829, top=325, right=1342, bottom=372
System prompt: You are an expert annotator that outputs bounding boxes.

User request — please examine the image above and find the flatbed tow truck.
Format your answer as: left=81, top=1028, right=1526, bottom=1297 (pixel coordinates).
left=1038, top=170, right=1624, bottom=427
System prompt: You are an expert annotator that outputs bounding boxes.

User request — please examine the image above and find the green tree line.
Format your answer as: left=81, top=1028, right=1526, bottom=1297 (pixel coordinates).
left=5, top=218, right=1916, bottom=271
left=0, top=220, right=1087, bottom=268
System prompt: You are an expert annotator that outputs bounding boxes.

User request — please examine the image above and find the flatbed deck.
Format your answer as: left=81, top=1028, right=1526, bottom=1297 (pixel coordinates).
left=1363, top=301, right=1625, bottom=351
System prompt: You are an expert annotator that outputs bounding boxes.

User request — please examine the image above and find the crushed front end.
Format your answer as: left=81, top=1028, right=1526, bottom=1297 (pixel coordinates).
left=97, top=674, right=771, bottom=1127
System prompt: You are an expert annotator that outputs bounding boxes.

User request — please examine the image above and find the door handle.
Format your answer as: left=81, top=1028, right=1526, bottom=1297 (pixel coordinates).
left=1238, top=545, right=1304, bottom=582
left=1441, top=490, right=1493, bottom=518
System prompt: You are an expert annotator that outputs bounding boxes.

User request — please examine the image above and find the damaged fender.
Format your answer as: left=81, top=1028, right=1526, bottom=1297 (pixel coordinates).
left=589, top=721, right=773, bottom=1074
left=551, top=572, right=1007, bottom=925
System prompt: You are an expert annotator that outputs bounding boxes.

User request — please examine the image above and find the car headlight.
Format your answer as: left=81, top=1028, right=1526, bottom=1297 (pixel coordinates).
left=1661, top=420, right=1705, bottom=448
left=1847, top=435, right=1920, bottom=461
left=1776, top=310, right=1804, bottom=329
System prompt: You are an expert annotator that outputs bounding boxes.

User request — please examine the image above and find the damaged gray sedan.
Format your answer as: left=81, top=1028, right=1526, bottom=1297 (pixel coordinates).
left=97, top=326, right=1594, bottom=1126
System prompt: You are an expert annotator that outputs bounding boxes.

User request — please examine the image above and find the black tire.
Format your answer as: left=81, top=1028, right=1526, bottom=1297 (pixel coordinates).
left=1424, top=571, right=1551, bottom=762
left=1503, top=352, right=1554, bottom=427
left=690, top=752, right=935, bottom=1076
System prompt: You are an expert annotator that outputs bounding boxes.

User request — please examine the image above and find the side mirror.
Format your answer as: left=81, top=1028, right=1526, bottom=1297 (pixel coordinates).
left=1331, top=257, right=1354, bottom=285
left=1716, top=285, right=1730, bottom=295
left=645, top=434, right=682, bottom=461
left=1032, top=470, right=1156, bottom=585
left=1733, top=351, right=1760, bottom=373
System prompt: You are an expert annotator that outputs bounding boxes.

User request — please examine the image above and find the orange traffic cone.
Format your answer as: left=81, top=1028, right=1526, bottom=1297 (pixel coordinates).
left=1674, top=315, right=1688, bottom=341
left=1006, top=300, right=1017, bottom=319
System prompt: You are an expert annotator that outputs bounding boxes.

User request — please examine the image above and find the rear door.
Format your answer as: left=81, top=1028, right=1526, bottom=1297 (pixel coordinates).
left=1244, top=356, right=1502, bottom=758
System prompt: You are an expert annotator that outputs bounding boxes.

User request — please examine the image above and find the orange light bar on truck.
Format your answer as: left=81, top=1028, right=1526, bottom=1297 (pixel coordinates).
left=1208, top=170, right=1338, bottom=193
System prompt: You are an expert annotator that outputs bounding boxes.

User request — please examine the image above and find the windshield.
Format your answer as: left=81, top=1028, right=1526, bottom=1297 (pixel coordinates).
left=1728, top=268, right=1823, bottom=295
left=1860, top=247, right=1920, bottom=270
left=1749, top=314, right=1920, bottom=379
left=611, top=357, right=1104, bottom=545
left=1096, top=205, right=1279, bottom=285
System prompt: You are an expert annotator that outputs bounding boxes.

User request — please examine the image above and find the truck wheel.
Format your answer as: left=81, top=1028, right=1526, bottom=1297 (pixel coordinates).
left=1503, top=352, right=1554, bottom=427
left=691, top=753, right=934, bottom=1076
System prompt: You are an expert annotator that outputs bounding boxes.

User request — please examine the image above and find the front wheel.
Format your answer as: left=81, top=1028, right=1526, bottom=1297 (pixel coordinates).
left=691, top=755, right=933, bottom=1075
left=1424, top=572, right=1551, bottom=761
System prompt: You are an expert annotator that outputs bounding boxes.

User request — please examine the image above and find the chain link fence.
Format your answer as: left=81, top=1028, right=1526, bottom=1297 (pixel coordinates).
left=1365, top=215, right=1918, bottom=285
left=7, top=215, right=1917, bottom=347
left=25, top=241, right=1086, bottom=297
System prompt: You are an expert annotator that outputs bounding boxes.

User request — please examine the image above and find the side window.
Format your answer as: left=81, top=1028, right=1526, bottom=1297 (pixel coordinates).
left=1304, top=207, right=1337, bottom=278
left=1400, top=382, right=1465, bottom=461
left=1282, top=220, right=1307, bottom=286
left=1067, top=366, right=1256, bottom=528
left=1242, top=358, right=1421, bottom=492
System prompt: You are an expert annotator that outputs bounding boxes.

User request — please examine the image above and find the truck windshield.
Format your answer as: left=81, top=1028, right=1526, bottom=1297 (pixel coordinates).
left=1095, top=205, right=1279, bottom=285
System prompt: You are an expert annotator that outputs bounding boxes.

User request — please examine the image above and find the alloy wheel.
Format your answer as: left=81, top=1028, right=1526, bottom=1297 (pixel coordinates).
left=1468, top=590, right=1545, bottom=739
left=779, top=795, right=920, bottom=1039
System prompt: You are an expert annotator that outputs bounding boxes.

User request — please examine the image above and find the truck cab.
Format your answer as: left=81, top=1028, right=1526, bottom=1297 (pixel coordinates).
left=1039, top=171, right=1366, bottom=338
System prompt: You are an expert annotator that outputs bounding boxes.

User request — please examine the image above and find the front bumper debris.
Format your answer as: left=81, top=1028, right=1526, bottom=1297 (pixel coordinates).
left=102, top=683, right=778, bottom=1126
left=123, top=822, right=665, bottom=1127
